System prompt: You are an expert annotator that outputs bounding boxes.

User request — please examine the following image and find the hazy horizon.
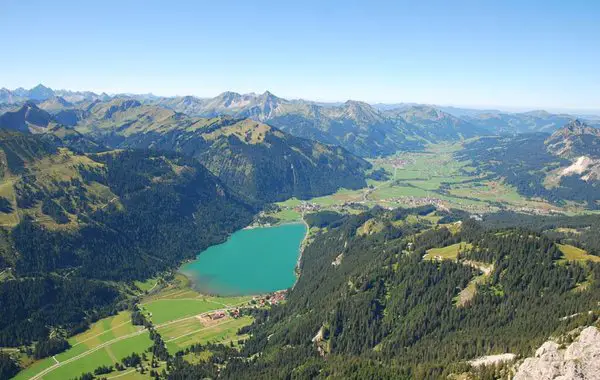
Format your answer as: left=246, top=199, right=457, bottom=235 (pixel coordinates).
left=4, top=82, right=600, bottom=116
left=1, top=0, right=599, bottom=113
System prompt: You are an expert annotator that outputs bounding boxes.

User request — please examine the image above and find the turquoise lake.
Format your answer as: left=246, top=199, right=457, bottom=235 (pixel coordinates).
left=180, top=223, right=307, bottom=296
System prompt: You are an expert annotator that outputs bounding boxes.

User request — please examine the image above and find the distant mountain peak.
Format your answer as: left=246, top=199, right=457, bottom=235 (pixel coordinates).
left=398, top=105, right=450, bottom=122
left=344, top=99, right=370, bottom=107
left=100, top=98, right=142, bottom=119
left=546, top=120, right=600, bottom=158
left=550, top=119, right=600, bottom=138
left=0, top=102, right=53, bottom=133
left=215, top=91, right=244, bottom=107
left=521, top=109, right=550, bottom=116
left=564, top=119, right=598, bottom=133
left=27, top=84, right=55, bottom=101
left=31, top=83, right=51, bottom=91
left=218, top=91, right=242, bottom=99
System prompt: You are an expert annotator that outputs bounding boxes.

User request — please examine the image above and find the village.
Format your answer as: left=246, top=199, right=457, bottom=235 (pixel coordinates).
left=202, top=290, right=288, bottom=322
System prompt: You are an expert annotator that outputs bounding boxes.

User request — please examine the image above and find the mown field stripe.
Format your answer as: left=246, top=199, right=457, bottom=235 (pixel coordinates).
left=72, top=320, right=135, bottom=347
left=164, top=319, right=236, bottom=343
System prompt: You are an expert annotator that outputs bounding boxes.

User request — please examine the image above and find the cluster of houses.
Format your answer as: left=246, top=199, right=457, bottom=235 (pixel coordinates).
left=293, top=202, right=321, bottom=213
left=373, top=157, right=411, bottom=168
left=252, top=290, right=287, bottom=307
left=207, top=308, right=243, bottom=320
left=387, top=195, right=448, bottom=210
left=209, top=310, right=227, bottom=320
left=516, top=206, right=561, bottom=215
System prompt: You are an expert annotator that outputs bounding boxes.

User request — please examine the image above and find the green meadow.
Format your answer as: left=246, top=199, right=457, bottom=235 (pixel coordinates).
left=424, top=243, right=473, bottom=261
left=14, top=277, right=253, bottom=380
left=557, top=244, right=600, bottom=263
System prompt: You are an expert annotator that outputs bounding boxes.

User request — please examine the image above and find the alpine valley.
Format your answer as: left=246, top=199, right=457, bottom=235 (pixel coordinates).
left=1, top=85, right=600, bottom=380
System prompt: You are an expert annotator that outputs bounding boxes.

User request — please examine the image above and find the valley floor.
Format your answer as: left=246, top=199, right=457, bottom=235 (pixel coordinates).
left=11, top=274, right=257, bottom=380
left=266, top=142, right=595, bottom=225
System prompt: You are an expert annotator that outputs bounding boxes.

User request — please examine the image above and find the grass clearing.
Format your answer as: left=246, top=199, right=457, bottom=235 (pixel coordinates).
left=424, top=243, right=473, bottom=261
left=134, top=277, right=159, bottom=292
left=271, top=208, right=301, bottom=222
left=158, top=318, right=205, bottom=341
left=557, top=244, right=600, bottom=263
left=44, top=349, right=114, bottom=380
left=0, top=177, right=19, bottom=226
left=455, top=273, right=488, bottom=307
left=276, top=197, right=302, bottom=208
left=14, top=310, right=148, bottom=380
left=371, top=183, right=429, bottom=199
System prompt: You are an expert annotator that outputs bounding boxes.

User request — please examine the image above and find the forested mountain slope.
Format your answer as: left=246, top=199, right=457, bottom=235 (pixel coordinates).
left=384, top=105, right=487, bottom=140
left=545, top=119, right=600, bottom=159
left=459, top=123, right=600, bottom=209
left=70, top=99, right=371, bottom=202
left=0, top=102, right=53, bottom=133
left=0, top=130, right=255, bottom=347
left=264, top=100, right=425, bottom=157
left=195, top=207, right=600, bottom=379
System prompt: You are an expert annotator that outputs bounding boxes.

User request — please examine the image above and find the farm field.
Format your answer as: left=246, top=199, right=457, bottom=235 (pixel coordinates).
left=270, top=143, right=572, bottom=220
left=41, top=334, right=153, bottom=380
left=162, top=316, right=253, bottom=354
left=271, top=208, right=302, bottom=222
left=141, top=299, right=224, bottom=324
left=13, top=276, right=254, bottom=380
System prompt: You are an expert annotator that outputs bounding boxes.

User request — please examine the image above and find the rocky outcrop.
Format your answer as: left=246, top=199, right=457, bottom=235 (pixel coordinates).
left=514, top=326, right=600, bottom=380
left=545, top=120, right=600, bottom=159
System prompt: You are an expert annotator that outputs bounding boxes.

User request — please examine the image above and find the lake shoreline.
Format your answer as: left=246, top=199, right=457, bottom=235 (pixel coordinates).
left=179, top=222, right=307, bottom=297
left=294, top=218, right=310, bottom=279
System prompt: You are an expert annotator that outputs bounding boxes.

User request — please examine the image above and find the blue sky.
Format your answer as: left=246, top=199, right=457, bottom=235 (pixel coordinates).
left=1, top=0, right=599, bottom=111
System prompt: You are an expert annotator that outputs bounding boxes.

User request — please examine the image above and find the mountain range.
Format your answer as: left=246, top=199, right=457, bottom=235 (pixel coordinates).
left=2, top=85, right=600, bottom=207
left=2, top=85, right=599, bottom=158
left=0, top=100, right=370, bottom=202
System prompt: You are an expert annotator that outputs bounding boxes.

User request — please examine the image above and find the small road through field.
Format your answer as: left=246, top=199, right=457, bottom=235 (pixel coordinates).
left=29, top=304, right=246, bottom=380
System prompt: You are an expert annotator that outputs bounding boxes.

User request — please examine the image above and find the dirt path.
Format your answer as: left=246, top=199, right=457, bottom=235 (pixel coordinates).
left=105, top=368, right=137, bottom=379
left=146, top=281, right=159, bottom=293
